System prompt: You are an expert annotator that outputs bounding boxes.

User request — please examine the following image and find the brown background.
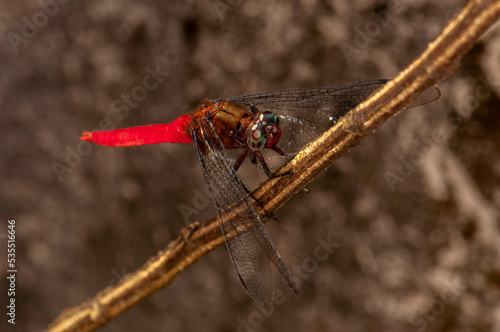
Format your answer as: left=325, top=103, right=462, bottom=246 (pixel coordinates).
left=1, top=0, right=500, bottom=331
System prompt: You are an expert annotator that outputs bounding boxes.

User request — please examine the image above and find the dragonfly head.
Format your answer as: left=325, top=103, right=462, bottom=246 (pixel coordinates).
left=246, top=111, right=282, bottom=150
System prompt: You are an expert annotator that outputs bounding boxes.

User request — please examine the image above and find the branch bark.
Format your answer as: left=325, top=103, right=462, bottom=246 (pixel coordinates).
left=46, top=1, right=500, bottom=331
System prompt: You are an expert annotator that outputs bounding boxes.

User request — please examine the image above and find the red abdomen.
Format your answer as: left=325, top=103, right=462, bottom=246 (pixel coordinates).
left=80, top=115, right=193, bottom=146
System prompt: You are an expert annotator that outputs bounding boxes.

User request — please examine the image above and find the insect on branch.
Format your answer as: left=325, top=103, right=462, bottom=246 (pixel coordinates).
left=47, top=1, right=500, bottom=331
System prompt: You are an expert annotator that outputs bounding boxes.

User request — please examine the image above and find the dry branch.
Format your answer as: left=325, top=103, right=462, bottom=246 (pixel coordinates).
left=46, top=1, right=500, bottom=331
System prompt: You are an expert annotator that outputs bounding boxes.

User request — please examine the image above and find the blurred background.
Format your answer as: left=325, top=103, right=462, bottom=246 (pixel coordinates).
left=1, top=0, right=500, bottom=331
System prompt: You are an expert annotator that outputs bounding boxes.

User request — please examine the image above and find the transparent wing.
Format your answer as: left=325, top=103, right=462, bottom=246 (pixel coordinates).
left=228, top=79, right=440, bottom=157
left=190, top=116, right=298, bottom=303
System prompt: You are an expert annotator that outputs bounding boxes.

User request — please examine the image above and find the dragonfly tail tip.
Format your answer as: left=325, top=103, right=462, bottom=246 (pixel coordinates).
left=80, top=132, right=93, bottom=142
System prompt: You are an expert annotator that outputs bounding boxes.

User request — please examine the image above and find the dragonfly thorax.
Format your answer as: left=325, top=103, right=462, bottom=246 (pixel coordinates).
left=245, top=111, right=281, bottom=151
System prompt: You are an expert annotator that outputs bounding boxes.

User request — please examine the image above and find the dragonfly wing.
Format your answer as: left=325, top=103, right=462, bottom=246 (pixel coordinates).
left=190, top=116, right=298, bottom=303
left=229, top=79, right=440, bottom=156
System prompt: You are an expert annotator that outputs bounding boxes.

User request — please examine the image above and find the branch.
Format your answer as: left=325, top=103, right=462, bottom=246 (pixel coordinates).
left=46, top=1, right=500, bottom=331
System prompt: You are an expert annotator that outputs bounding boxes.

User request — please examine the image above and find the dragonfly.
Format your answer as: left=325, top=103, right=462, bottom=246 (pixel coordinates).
left=80, top=79, right=440, bottom=303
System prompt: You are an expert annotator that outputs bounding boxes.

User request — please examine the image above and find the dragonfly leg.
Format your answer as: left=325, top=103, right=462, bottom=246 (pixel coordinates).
left=233, top=149, right=250, bottom=173
left=271, top=145, right=288, bottom=157
left=230, top=130, right=247, bottom=147
left=254, top=151, right=273, bottom=178
left=246, top=189, right=278, bottom=221
left=268, top=145, right=298, bottom=178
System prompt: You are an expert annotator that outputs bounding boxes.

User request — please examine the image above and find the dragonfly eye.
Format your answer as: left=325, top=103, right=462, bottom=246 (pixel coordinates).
left=247, top=123, right=267, bottom=150
left=259, top=111, right=279, bottom=126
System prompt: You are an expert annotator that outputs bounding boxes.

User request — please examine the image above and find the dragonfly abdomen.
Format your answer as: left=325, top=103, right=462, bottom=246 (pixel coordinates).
left=80, top=115, right=193, bottom=146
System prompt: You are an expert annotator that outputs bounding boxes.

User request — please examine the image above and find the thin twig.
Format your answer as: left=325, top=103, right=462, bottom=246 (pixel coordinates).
left=46, top=1, right=500, bottom=331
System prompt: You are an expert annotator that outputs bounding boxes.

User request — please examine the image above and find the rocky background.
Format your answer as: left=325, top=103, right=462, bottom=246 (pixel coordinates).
left=1, top=0, right=500, bottom=331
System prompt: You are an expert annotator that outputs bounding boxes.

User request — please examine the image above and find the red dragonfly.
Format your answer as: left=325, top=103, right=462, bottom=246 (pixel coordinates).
left=81, top=79, right=440, bottom=303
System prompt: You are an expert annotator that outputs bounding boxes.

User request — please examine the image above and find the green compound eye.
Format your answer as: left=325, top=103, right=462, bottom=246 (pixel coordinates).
left=247, top=123, right=267, bottom=150
left=259, top=111, right=279, bottom=126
